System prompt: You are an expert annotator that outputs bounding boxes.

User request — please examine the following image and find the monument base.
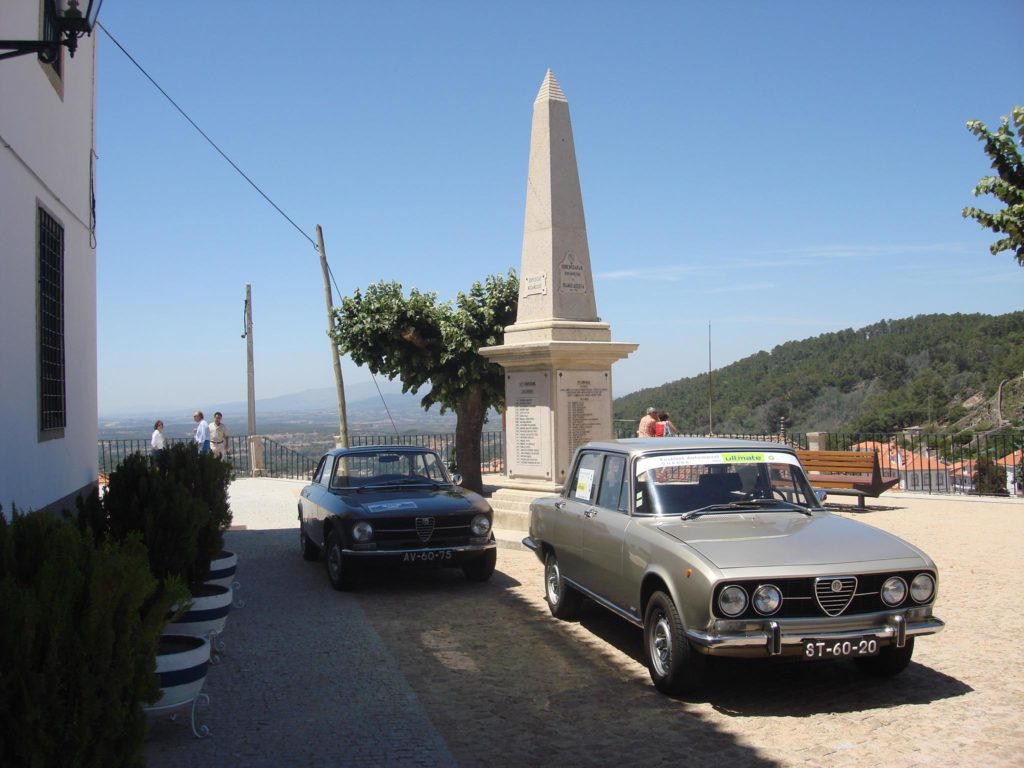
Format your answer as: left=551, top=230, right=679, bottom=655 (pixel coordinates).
left=484, top=477, right=562, bottom=535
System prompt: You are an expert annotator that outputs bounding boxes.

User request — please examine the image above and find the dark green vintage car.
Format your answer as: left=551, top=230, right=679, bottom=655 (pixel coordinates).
left=524, top=438, right=944, bottom=695
left=298, top=446, right=496, bottom=590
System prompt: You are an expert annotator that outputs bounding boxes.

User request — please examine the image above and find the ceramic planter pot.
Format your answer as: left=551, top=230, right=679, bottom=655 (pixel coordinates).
left=206, top=550, right=237, bottom=589
left=150, top=634, right=210, bottom=709
left=163, top=583, right=232, bottom=639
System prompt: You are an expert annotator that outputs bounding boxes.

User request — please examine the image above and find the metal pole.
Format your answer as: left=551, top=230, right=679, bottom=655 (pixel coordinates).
left=245, top=284, right=256, bottom=435
left=317, top=225, right=349, bottom=448
left=708, top=322, right=713, bottom=435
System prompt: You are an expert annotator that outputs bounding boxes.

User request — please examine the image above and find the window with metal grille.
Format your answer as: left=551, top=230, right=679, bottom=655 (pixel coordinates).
left=39, top=207, right=66, bottom=433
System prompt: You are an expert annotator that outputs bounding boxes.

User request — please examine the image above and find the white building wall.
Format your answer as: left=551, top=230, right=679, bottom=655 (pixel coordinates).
left=0, top=0, right=98, bottom=515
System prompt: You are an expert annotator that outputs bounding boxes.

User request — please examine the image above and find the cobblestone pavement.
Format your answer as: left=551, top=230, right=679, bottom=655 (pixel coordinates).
left=144, top=482, right=1023, bottom=767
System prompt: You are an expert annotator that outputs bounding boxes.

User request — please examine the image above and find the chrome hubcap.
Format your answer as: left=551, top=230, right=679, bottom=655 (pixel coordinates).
left=651, top=612, right=671, bottom=676
left=545, top=560, right=560, bottom=604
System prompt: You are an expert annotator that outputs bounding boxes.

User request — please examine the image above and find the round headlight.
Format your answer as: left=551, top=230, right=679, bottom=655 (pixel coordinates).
left=352, top=521, right=373, bottom=543
left=910, top=573, right=935, bottom=603
left=471, top=514, right=492, bottom=536
left=718, top=585, right=748, bottom=617
left=752, top=584, right=782, bottom=616
left=881, top=576, right=908, bottom=606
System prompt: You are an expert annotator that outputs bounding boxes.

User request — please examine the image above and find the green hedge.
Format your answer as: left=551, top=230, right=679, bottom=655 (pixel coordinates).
left=88, top=443, right=233, bottom=590
left=0, top=508, right=177, bottom=768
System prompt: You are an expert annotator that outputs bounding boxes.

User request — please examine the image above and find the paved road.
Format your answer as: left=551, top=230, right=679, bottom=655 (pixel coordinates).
left=144, top=481, right=1024, bottom=767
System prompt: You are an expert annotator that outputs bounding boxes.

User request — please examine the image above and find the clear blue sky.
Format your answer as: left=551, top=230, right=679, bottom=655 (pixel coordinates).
left=95, top=1, right=1023, bottom=417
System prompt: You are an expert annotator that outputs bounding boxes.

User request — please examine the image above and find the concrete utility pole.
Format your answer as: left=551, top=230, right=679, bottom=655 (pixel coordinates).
left=317, top=225, right=349, bottom=448
left=244, top=283, right=256, bottom=435
left=708, top=322, right=713, bottom=435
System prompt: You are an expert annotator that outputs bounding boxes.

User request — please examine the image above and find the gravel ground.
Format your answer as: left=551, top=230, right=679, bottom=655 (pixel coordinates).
left=143, top=479, right=1024, bottom=767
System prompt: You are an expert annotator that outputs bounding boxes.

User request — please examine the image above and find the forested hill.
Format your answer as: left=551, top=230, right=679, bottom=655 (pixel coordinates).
left=613, top=312, right=1024, bottom=435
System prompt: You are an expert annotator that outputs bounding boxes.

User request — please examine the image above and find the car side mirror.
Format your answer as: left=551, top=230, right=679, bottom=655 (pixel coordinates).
left=451, top=472, right=463, bottom=486
left=815, top=489, right=828, bottom=503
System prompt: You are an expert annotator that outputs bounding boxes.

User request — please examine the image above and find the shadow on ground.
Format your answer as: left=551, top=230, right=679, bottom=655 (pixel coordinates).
left=565, top=595, right=970, bottom=717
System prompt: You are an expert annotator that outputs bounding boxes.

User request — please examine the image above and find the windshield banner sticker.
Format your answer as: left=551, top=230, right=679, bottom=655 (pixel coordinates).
left=365, top=501, right=419, bottom=513
left=636, top=451, right=799, bottom=475
left=574, top=467, right=596, bottom=500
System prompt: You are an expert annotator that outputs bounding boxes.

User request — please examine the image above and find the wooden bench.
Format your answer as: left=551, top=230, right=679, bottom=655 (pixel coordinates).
left=796, top=450, right=900, bottom=508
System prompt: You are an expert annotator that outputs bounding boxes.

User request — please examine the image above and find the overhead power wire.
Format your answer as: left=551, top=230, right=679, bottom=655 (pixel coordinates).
left=98, top=23, right=316, bottom=249
left=100, top=24, right=399, bottom=432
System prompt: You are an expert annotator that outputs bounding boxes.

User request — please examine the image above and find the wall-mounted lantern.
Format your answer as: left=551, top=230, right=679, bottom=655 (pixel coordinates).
left=0, top=0, right=104, bottom=63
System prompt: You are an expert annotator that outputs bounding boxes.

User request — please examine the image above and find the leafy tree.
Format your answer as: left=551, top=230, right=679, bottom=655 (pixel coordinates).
left=973, top=456, right=1008, bottom=496
left=963, top=106, right=1024, bottom=266
left=331, top=271, right=518, bottom=493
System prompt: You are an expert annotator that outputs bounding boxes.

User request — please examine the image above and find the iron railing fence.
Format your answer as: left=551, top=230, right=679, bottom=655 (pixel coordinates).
left=260, top=438, right=316, bottom=479
left=98, top=431, right=508, bottom=480
left=349, top=431, right=505, bottom=472
left=98, top=436, right=307, bottom=479
left=612, top=420, right=807, bottom=447
left=100, top=429, right=1023, bottom=497
left=822, top=431, right=1023, bottom=496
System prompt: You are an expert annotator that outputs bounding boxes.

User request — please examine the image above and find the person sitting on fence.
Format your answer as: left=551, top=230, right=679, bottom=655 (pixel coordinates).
left=655, top=411, right=678, bottom=437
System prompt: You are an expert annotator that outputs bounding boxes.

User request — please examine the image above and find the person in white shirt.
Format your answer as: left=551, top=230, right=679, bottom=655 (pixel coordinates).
left=193, top=411, right=210, bottom=454
left=151, top=420, right=166, bottom=461
left=210, top=411, right=228, bottom=459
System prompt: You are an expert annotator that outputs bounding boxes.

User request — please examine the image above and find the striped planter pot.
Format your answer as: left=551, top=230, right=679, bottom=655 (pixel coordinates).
left=163, top=583, right=233, bottom=639
left=150, top=634, right=210, bottom=709
left=206, top=550, right=237, bottom=589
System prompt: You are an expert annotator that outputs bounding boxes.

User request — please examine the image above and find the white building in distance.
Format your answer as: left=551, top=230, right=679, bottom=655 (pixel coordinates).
left=0, top=0, right=99, bottom=516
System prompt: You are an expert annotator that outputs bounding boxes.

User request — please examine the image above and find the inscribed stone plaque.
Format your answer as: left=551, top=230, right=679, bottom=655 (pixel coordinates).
left=556, top=370, right=611, bottom=475
left=522, top=273, right=547, bottom=298
left=507, top=371, right=551, bottom=479
left=558, top=252, right=588, bottom=293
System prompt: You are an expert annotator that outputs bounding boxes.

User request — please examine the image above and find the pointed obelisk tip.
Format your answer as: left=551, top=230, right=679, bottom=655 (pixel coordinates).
left=536, top=69, right=567, bottom=103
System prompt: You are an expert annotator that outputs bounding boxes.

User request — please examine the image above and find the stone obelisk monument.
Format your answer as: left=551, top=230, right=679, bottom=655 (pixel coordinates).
left=482, top=70, right=637, bottom=496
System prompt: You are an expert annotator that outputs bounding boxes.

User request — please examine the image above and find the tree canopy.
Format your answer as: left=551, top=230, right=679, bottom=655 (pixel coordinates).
left=963, top=106, right=1024, bottom=267
left=331, top=270, right=518, bottom=493
left=614, top=312, right=1024, bottom=436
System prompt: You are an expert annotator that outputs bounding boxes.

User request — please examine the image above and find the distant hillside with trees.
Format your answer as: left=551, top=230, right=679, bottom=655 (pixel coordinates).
left=614, top=312, right=1024, bottom=436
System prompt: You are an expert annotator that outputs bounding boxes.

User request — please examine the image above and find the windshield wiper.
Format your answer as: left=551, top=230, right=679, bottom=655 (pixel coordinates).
left=681, top=500, right=813, bottom=520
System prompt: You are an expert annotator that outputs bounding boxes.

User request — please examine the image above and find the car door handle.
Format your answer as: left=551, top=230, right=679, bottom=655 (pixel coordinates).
left=584, top=508, right=598, bottom=519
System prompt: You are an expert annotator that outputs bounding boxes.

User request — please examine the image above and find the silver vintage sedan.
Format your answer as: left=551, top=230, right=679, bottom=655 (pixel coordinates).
left=523, top=438, right=944, bottom=695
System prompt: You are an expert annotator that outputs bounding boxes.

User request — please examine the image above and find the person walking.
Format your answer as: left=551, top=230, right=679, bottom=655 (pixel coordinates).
left=638, top=407, right=658, bottom=437
left=150, top=419, right=166, bottom=462
left=193, top=410, right=210, bottom=454
left=210, top=411, right=229, bottom=459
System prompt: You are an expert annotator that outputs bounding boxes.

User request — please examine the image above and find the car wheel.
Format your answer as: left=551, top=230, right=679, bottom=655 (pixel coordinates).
left=300, top=527, right=320, bottom=561
left=462, top=549, right=497, bottom=582
left=325, top=529, right=358, bottom=591
left=855, top=637, right=915, bottom=676
left=544, top=551, right=582, bottom=620
left=643, top=590, right=705, bottom=695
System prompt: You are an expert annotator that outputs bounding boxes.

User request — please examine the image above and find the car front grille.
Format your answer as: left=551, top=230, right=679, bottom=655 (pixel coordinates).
left=814, top=576, right=857, bottom=616
left=711, top=570, right=935, bottom=619
left=369, top=514, right=481, bottom=549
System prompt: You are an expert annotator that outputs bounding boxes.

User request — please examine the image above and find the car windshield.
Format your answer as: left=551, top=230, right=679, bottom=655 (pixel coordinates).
left=633, top=450, right=822, bottom=516
left=330, top=449, right=451, bottom=490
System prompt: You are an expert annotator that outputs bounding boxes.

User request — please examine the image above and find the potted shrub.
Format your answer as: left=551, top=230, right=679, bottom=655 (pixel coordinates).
left=161, top=443, right=235, bottom=588
left=86, top=454, right=228, bottom=705
left=0, top=504, right=181, bottom=763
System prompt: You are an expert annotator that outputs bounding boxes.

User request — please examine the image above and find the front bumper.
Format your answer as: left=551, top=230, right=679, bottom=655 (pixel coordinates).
left=341, top=540, right=496, bottom=558
left=687, top=611, right=945, bottom=657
